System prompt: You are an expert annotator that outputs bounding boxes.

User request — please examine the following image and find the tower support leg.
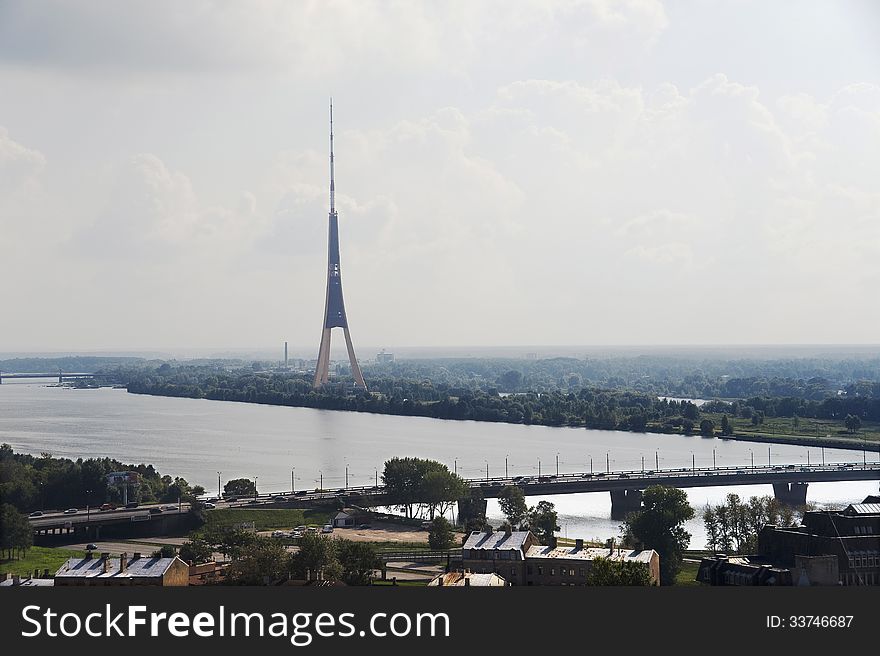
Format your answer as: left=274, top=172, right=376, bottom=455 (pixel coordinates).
left=342, top=326, right=366, bottom=389
left=313, top=328, right=332, bottom=387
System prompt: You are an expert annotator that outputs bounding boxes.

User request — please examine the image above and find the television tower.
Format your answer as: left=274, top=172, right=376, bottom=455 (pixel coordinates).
left=313, top=100, right=367, bottom=389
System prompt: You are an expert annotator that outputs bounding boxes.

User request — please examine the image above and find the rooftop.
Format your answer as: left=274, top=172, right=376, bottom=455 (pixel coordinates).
left=55, top=554, right=183, bottom=579
left=463, top=530, right=532, bottom=551
left=524, top=545, right=656, bottom=563
left=843, top=503, right=880, bottom=516
left=428, top=571, right=508, bottom=587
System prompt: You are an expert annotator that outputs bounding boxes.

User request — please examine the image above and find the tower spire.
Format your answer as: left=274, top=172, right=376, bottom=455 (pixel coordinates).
left=313, top=100, right=367, bottom=390
left=329, top=98, right=335, bottom=214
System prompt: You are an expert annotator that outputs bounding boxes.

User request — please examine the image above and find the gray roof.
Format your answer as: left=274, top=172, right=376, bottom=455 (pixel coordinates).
left=55, top=555, right=183, bottom=579
left=463, top=530, right=531, bottom=551
left=844, top=504, right=880, bottom=516
left=525, top=545, right=656, bottom=563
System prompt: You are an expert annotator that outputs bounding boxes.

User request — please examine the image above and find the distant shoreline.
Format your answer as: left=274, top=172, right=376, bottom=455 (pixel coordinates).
left=125, top=387, right=880, bottom=454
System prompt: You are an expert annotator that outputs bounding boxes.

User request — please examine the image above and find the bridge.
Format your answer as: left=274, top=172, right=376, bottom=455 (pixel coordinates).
left=29, top=462, right=879, bottom=539
left=0, top=371, right=97, bottom=384
left=220, top=461, right=880, bottom=519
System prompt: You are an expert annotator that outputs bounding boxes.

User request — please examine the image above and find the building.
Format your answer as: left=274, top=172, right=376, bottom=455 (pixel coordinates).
left=54, top=552, right=190, bottom=586
left=376, top=350, right=394, bottom=364
left=188, top=561, right=229, bottom=586
left=524, top=541, right=660, bottom=586
left=462, top=530, right=539, bottom=586
left=332, top=508, right=370, bottom=528
left=428, top=571, right=508, bottom=586
left=758, top=499, right=880, bottom=586
left=696, top=555, right=793, bottom=586
left=461, top=530, right=659, bottom=586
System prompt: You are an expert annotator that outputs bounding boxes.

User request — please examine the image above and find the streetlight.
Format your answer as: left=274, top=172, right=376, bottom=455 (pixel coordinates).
left=485, top=461, right=489, bottom=480
left=692, top=453, right=695, bottom=470
left=538, top=458, right=541, bottom=478
left=291, top=467, right=295, bottom=494
left=589, top=455, right=593, bottom=475
left=505, top=455, right=509, bottom=479
left=375, top=467, right=379, bottom=488
left=217, top=471, right=222, bottom=499
left=641, top=455, right=645, bottom=473
left=749, top=449, right=754, bottom=469
left=254, top=477, right=258, bottom=500
left=768, top=446, right=771, bottom=467
left=655, top=450, right=659, bottom=470
left=606, top=452, right=610, bottom=474
left=712, top=448, right=716, bottom=470
left=345, top=464, right=349, bottom=489
left=85, top=489, right=92, bottom=525
left=556, top=452, right=560, bottom=477
left=319, top=470, right=323, bottom=490
left=806, top=450, right=810, bottom=466
left=821, top=447, right=825, bottom=466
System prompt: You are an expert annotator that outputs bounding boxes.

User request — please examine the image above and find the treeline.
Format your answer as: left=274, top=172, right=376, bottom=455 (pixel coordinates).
left=364, top=355, right=880, bottom=399
left=701, top=395, right=880, bottom=422
left=125, top=368, right=711, bottom=431
left=0, top=356, right=144, bottom=373
left=118, top=365, right=880, bottom=433
left=0, top=444, right=204, bottom=513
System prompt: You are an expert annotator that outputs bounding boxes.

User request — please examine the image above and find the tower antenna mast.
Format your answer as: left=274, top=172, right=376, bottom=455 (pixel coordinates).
left=329, top=98, right=335, bottom=214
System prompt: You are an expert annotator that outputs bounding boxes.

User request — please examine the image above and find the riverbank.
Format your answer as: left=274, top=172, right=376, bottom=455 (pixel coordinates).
left=127, top=386, right=880, bottom=454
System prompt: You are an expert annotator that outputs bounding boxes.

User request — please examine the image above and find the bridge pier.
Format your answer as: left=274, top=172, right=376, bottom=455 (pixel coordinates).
left=610, top=489, right=643, bottom=519
left=773, top=482, right=808, bottom=506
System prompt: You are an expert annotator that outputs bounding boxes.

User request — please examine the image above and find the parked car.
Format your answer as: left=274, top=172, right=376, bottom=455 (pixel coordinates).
left=321, top=524, right=334, bottom=534
left=271, top=530, right=285, bottom=538
left=86, top=543, right=98, bottom=551
left=149, top=507, right=163, bottom=514
left=204, top=502, right=216, bottom=509
left=100, top=503, right=115, bottom=511
left=64, top=508, right=78, bottom=514
left=356, top=523, right=372, bottom=530
left=28, top=511, right=43, bottom=517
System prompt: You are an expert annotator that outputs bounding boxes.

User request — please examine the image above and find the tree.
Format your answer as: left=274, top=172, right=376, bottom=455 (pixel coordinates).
left=335, top=539, right=379, bottom=585
left=720, top=415, right=733, bottom=436
left=428, top=516, right=455, bottom=550
left=226, top=537, right=291, bottom=585
left=152, top=544, right=176, bottom=558
left=498, top=485, right=528, bottom=527
left=179, top=538, right=213, bottom=564
left=622, top=485, right=694, bottom=585
left=0, top=504, right=33, bottom=560
left=290, top=532, right=341, bottom=582
left=586, top=557, right=653, bottom=586
left=845, top=414, right=861, bottom=434
left=223, top=478, right=256, bottom=497
left=382, top=457, right=465, bottom=519
left=699, top=419, right=715, bottom=437
left=526, top=501, right=559, bottom=545
left=703, top=494, right=801, bottom=554
left=421, top=468, right=468, bottom=520
left=682, top=419, right=694, bottom=435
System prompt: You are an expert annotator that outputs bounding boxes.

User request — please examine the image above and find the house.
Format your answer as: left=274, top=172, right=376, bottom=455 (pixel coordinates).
left=188, top=561, right=229, bottom=585
left=461, top=529, right=659, bottom=586
left=461, top=530, right=538, bottom=586
left=428, top=571, right=508, bottom=586
left=524, top=541, right=660, bottom=586
left=332, top=508, right=370, bottom=528
left=54, top=552, right=189, bottom=586
left=696, top=554, right=793, bottom=586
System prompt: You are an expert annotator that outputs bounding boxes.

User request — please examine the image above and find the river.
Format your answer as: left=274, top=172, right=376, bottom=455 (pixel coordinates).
left=1, top=380, right=877, bottom=547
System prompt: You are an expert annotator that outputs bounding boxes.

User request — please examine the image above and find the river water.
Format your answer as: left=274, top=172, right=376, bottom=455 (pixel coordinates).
left=1, top=381, right=877, bottom=547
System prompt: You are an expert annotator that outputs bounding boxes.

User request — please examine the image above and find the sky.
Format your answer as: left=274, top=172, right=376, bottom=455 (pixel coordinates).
left=1, top=0, right=879, bottom=355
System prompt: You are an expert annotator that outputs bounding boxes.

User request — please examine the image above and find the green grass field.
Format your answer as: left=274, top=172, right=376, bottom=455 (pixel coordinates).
left=674, top=560, right=701, bottom=587
left=0, top=546, right=82, bottom=578
left=700, top=413, right=880, bottom=450
left=204, top=507, right=331, bottom=531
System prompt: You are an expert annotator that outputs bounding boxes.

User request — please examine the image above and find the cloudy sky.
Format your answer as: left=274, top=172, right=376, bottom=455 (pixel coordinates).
left=1, top=0, right=879, bottom=354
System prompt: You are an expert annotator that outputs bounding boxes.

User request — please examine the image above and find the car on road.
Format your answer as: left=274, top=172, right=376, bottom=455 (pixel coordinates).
left=247, top=499, right=260, bottom=505
left=64, top=508, right=78, bottom=514
left=149, top=507, right=163, bottom=514
left=163, top=505, right=177, bottom=511
left=125, top=502, right=139, bottom=509
left=295, top=490, right=308, bottom=496
left=273, top=496, right=287, bottom=502
left=619, top=473, right=630, bottom=478
left=100, top=503, right=115, bottom=511
left=28, top=511, right=43, bottom=517
left=86, top=543, right=98, bottom=551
